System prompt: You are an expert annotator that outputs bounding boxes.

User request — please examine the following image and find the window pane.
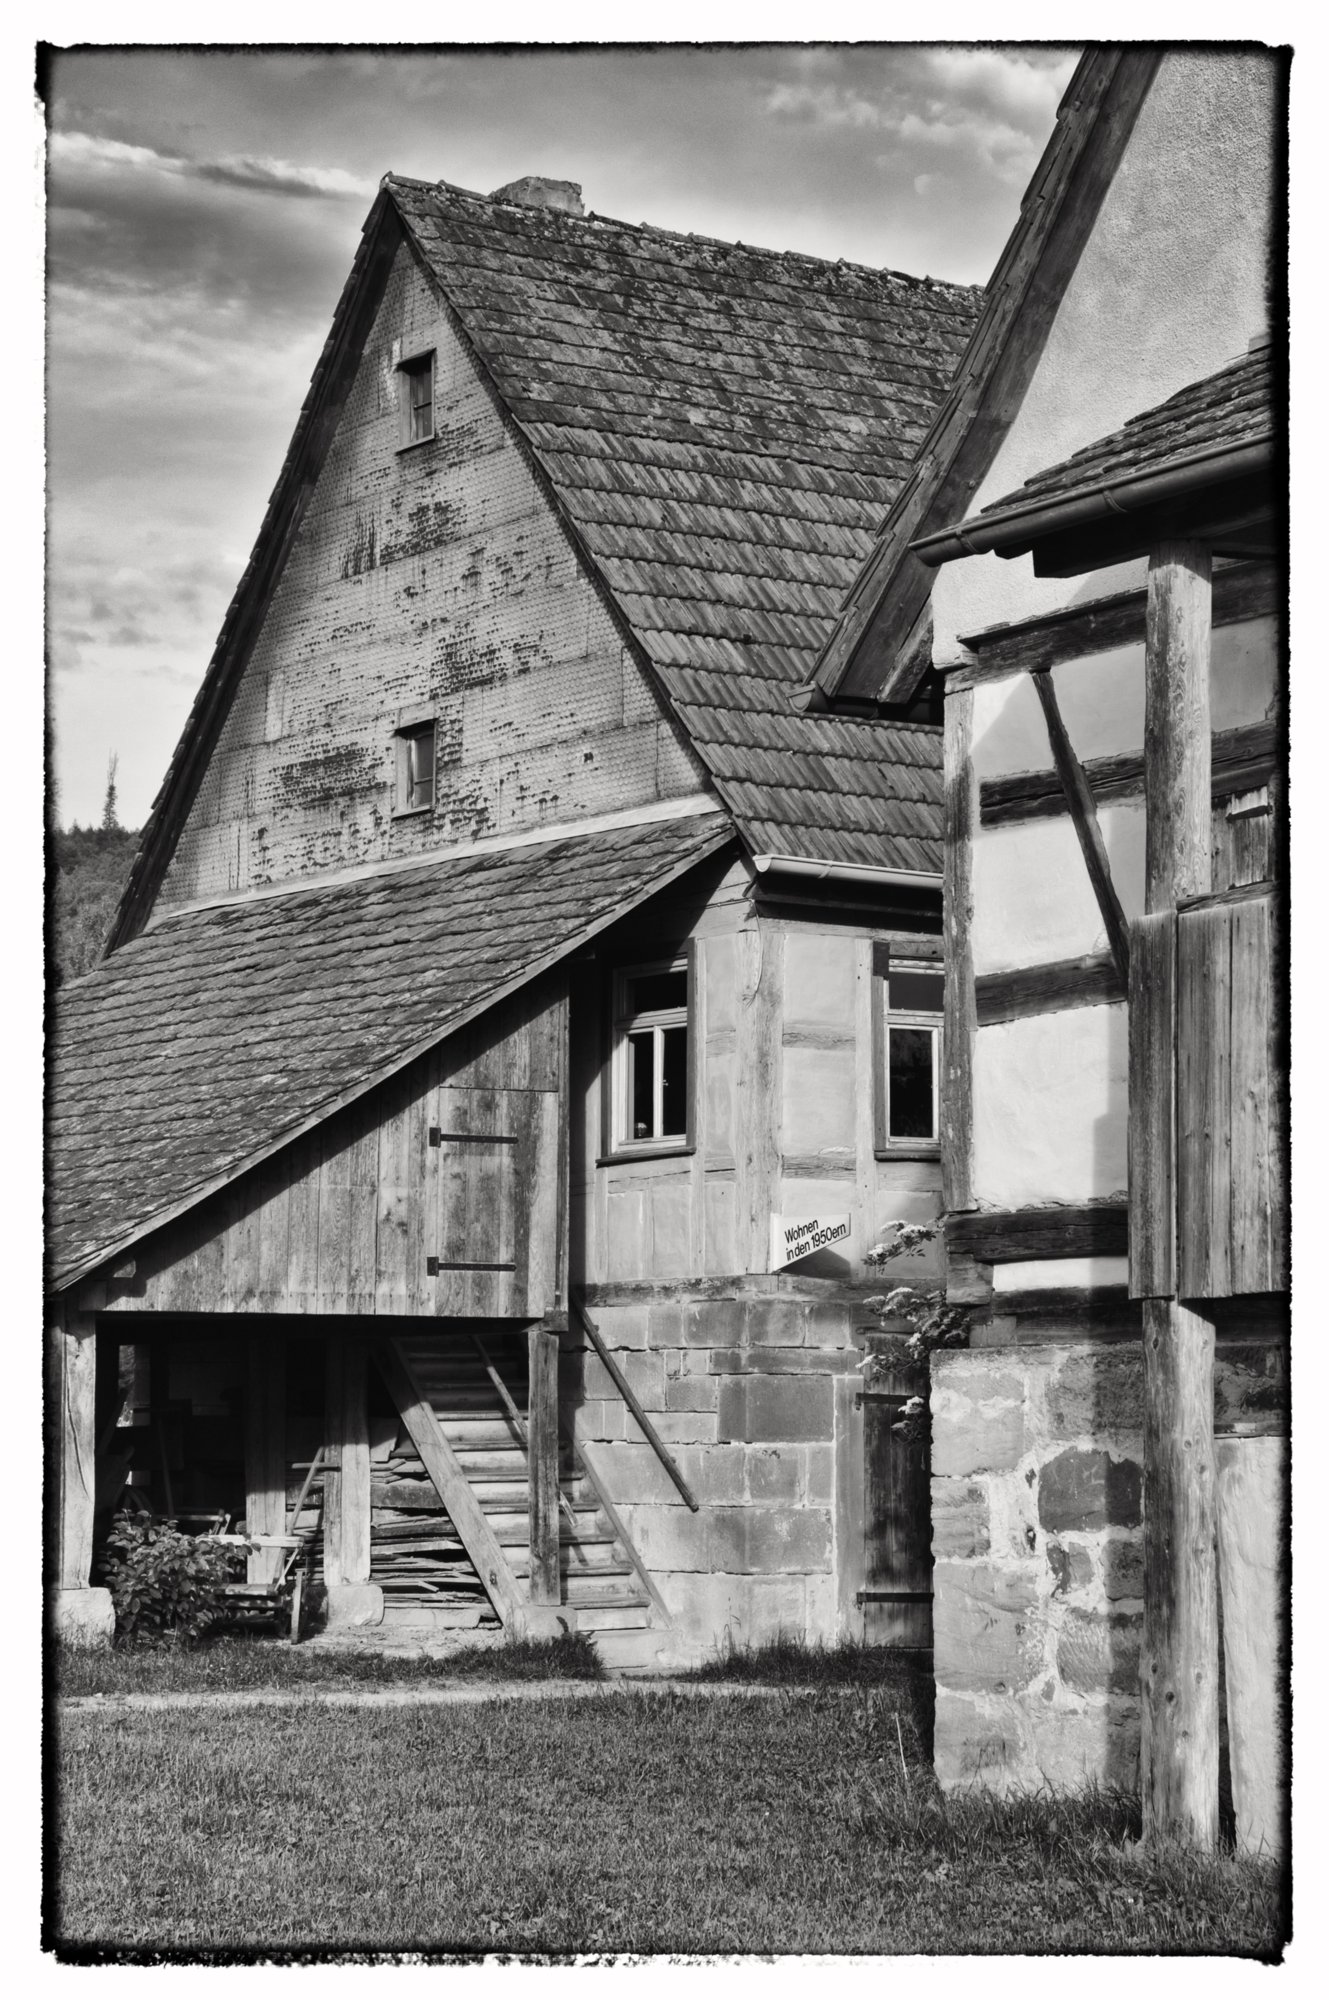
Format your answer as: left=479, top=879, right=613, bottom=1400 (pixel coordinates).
left=660, top=1023, right=688, bottom=1137
left=629, top=1030, right=655, bottom=1140
left=888, top=1026, right=936, bottom=1140
left=407, top=729, right=435, bottom=809
left=890, top=970, right=944, bottom=1013
left=627, top=969, right=687, bottom=1016
left=408, top=363, right=433, bottom=441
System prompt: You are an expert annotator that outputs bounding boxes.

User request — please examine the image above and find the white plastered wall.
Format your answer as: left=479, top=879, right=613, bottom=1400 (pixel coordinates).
left=932, top=51, right=1277, bottom=661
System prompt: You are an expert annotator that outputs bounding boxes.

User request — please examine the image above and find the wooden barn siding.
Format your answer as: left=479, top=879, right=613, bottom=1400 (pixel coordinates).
left=570, top=860, right=942, bottom=1287
left=157, top=239, right=706, bottom=913
left=100, top=977, right=567, bottom=1319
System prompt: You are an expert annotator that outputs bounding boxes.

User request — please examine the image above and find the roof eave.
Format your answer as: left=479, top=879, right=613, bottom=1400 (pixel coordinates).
left=911, top=437, right=1275, bottom=569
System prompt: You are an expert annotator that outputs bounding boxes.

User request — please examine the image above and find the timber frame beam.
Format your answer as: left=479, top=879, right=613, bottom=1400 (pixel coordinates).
left=1134, top=539, right=1219, bottom=1850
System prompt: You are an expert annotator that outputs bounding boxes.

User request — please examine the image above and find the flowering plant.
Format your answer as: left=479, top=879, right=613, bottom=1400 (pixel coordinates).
left=861, top=1220, right=970, bottom=1443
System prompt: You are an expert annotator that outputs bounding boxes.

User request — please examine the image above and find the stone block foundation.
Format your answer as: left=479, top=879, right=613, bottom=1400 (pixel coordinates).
left=565, top=1284, right=863, bottom=1669
left=929, top=1334, right=1286, bottom=1796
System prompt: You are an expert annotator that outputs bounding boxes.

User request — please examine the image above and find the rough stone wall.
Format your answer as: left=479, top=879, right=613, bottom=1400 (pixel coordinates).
left=158, top=240, right=706, bottom=912
left=930, top=1335, right=1287, bottom=1792
left=562, top=1287, right=862, bottom=1665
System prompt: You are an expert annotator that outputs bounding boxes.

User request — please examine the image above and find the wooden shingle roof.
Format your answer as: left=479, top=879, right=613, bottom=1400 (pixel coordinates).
left=390, top=176, right=981, bottom=871
left=976, top=346, right=1272, bottom=520
left=49, top=813, right=732, bottom=1288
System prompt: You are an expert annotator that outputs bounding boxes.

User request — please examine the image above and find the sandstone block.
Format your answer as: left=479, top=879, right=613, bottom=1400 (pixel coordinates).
left=1022, top=1703, right=1141, bottom=1791
left=746, top=1299, right=808, bottom=1347
left=718, top=1374, right=834, bottom=1444
left=932, top=1562, right=1038, bottom=1694
left=622, top=1503, right=710, bottom=1572
left=932, top=1689, right=1023, bottom=1792
left=930, top=1393, right=1025, bottom=1477
left=685, top=1300, right=746, bottom=1348
left=618, top=1350, right=666, bottom=1407
left=678, top=1444, right=746, bottom=1505
left=1045, top=1539, right=1095, bottom=1596
left=647, top=1300, right=687, bottom=1348
left=590, top=1305, right=650, bottom=1350
left=1038, top=1448, right=1141, bottom=1531
left=1102, top=1537, right=1145, bottom=1601
left=744, top=1447, right=801, bottom=1504
left=657, top=1571, right=758, bottom=1651
left=803, top=1444, right=835, bottom=1506
left=325, top=1583, right=385, bottom=1630
left=744, top=1576, right=809, bottom=1644
left=582, top=1440, right=678, bottom=1504
left=804, top=1302, right=854, bottom=1350
left=650, top=1410, right=719, bottom=1445
left=708, top=1505, right=831, bottom=1574
left=803, top=1573, right=837, bottom=1642
left=1047, top=1345, right=1144, bottom=1440
left=51, top=1586, right=115, bottom=1648
left=931, top=1480, right=991, bottom=1560
left=1056, top=1607, right=1141, bottom=1696
left=665, top=1375, right=719, bottom=1413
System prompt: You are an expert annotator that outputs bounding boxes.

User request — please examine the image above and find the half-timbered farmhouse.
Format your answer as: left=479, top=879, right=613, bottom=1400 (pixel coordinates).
left=811, top=47, right=1286, bottom=1849
left=48, top=167, right=983, bottom=1668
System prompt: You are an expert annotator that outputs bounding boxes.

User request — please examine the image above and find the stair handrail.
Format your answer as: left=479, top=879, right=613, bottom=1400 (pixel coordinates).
left=570, top=1290, right=700, bottom=1513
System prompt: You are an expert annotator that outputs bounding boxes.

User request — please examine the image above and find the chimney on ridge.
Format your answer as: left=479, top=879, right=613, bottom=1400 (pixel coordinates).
left=488, top=176, right=584, bottom=216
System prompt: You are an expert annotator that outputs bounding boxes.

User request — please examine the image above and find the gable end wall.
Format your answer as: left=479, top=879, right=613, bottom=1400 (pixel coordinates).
left=157, top=239, right=707, bottom=911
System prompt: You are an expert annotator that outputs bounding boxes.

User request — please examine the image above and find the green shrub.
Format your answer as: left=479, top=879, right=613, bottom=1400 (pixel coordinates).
left=100, top=1517, right=248, bottom=1645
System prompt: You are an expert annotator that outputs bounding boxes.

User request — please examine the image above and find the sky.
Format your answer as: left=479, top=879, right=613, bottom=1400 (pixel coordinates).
left=43, top=41, right=1080, bottom=829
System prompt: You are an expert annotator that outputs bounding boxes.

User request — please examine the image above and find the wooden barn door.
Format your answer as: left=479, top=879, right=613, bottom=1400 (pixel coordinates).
left=859, top=1372, right=933, bottom=1648
left=425, top=1086, right=560, bottom=1317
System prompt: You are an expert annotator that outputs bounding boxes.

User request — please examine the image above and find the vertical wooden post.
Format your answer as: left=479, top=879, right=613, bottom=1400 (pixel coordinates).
left=323, top=1333, right=371, bottom=1586
left=1138, top=539, right=1218, bottom=1849
left=245, top=1332, right=287, bottom=1585
left=942, top=687, right=977, bottom=1215
left=1140, top=1297, right=1219, bottom=1844
left=527, top=1323, right=561, bottom=1606
left=1146, top=542, right=1213, bottom=910
left=47, top=1303, right=99, bottom=1593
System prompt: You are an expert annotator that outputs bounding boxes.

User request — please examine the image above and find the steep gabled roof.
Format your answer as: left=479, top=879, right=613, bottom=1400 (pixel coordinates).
left=387, top=178, right=984, bottom=874
left=111, top=178, right=983, bottom=945
left=50, top=812, right=733, bottom=1289
left=801, top=46, right=1162, bottom=708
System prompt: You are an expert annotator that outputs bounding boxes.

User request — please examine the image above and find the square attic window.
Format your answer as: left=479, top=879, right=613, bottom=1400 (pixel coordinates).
left=394, top=720, right=436, bottom=815
left=398, top=349, right=435, bottom=447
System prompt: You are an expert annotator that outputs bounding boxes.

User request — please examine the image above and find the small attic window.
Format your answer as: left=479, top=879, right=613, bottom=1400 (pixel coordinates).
left=398, top=349, right=435, bottom=447
left=394, top=720, right=436, bottom=816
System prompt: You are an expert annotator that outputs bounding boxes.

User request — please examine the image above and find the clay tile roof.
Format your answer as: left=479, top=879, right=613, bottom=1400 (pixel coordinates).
left=974, top=344, right=1273, bottom=524
left=387, top=176, right=983, bottom=870
left=48, top=813, right=732, bottom=1288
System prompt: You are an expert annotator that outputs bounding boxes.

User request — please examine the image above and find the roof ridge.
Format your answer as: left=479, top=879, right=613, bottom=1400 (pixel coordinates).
left=384, top=171, right=982, bottom=299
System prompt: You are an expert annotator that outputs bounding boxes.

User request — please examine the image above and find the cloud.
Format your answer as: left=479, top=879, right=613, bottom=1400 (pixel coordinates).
left=49, top=129, right=375, bottom=202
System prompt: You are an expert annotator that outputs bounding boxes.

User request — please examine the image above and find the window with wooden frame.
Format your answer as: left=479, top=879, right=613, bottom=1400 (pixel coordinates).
left=605, top=953, right=695, bottom=1157
left=397, top=348, right=436, bottom=447
left=873, top=947, right=944, bottom=1155
left=393, top=719, right=436, bottom=815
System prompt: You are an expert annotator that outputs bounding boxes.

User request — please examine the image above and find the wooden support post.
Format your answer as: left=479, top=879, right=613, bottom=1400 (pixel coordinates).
left=48, top=1304, right=98, bottom=1593
left=246, top=1333, right=287, bottom=1585
left=942, top=687, right=977, bottom=1215
left=323, top=1334, right=371, bottom=1586
left=1140, top=1299, right=1219, bottom=1846
left=527, top=1323, right=561, bottom=1607
left=1146, top=542, right=1213, bottom=910
left=47, top=1301, right=115, bottom=1645
left=1138, top=539, right=1218, bottom=1850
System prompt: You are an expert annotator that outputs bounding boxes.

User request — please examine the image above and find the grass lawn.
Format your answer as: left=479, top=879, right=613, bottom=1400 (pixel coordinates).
left=53, top=1680, right=1287, bottom=1957
left=56, top=1630, right=604, bottom=1697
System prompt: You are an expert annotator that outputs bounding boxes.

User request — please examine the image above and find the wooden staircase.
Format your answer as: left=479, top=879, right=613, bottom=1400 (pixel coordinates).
left=374, top=1333, right=669, bottom=1669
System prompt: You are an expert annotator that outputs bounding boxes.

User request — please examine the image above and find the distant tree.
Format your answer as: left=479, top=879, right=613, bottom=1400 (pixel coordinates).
left=51, top=824, right=139, bottom=985
left=101, top=753, right=120, bottom=833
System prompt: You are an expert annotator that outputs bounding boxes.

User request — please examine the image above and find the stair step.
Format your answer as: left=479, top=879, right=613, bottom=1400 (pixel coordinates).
left=560, top=1585, right=653, bottom=1611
